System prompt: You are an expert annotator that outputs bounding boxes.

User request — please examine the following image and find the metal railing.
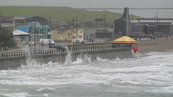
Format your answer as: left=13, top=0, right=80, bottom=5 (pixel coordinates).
left=0, top=43, right=132, bottom=60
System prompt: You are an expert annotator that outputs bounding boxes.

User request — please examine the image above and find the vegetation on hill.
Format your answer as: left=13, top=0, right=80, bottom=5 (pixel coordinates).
left=0, top=6, right=139, bottom=22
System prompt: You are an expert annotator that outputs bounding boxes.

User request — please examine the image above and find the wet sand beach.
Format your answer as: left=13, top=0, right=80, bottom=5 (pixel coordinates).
left=138, top=37, right=173, bottom=53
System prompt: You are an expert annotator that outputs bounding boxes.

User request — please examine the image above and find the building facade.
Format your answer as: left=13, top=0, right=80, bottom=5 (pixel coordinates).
left=70, top=29, right=85, bottom=43
left=12, top=30, right=30, bottom=46
left=51, top=30, right=70, bottom=42
left=15, top=16, right=48, bottom=25
left=51, top=29, right=85, bottom=43
left=16, top=22, right=50, bottom=42
left=0, top=16, right=15, bottom=30
left=132, top=18, right=173, bottom=37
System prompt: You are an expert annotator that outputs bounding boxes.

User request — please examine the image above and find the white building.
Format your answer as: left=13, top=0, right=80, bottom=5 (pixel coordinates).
left=13, top=30, right=30, bottom=46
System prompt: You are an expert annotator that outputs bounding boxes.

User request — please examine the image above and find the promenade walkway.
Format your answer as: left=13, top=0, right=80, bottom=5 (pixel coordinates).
left=0, top=43, right=132, bottom=61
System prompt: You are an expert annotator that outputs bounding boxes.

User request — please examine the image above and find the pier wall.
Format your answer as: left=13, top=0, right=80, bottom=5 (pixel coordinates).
left=0, top=43, right=133, bottom=70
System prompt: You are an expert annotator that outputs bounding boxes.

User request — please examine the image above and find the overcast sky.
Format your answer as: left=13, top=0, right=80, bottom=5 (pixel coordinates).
left=0, top=0, right=172, bottom=8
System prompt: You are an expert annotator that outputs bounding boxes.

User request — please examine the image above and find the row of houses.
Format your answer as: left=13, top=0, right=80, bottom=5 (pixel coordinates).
left=0, top=16, right=85, bottom=46
left=12, top=28, right=85, bottom=46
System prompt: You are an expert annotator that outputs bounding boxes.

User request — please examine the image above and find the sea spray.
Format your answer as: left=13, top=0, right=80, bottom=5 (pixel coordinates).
left=22, top=45, right=31, bottom=58
left=64, top=45, right=72, bottom=65
left=21, top=45, right=40, bottom=67
left=131, top=49, right=143, bottom=58
left=83, top=54, right=91, bottom=63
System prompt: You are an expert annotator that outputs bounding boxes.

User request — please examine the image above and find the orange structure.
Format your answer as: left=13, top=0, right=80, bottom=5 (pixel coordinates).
left=112, top=36, right=138, bottom=52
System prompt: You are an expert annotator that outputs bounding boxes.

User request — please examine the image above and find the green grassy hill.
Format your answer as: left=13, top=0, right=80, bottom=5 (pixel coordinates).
left=0, top=6, right=139, bottom=22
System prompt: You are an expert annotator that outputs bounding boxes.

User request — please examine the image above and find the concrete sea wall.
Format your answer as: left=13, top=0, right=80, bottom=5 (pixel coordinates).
left=0, top=43, right=133, bottom=70
left=0, top=50, right=133, bottom=70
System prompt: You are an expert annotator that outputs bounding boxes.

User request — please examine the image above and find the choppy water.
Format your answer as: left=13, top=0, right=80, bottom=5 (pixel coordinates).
left=0, top=52, right=173, bottom=97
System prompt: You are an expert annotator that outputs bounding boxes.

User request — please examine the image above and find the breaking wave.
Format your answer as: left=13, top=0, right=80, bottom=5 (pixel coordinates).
left=0, top=52, right=173, bottom=93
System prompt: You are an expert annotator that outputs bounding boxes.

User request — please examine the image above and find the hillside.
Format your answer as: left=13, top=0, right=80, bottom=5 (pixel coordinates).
left=0, top=6, right=138, bottom=22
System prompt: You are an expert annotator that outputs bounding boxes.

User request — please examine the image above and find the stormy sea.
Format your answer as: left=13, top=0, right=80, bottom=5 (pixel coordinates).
left=0, top=51, right=173, bottom=97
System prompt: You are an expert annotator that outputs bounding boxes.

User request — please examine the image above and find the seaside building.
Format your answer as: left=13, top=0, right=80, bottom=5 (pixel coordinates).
left=15, top=16, right=48, bottom=25
left=94, top=29, right=113, bottom=42
left=0, top=16, right=15, bottom=31
left=12, top=30, right=30, bottom=46
left=131, top=18, right=173, bottom=36
left=0, top=16, right=48, bottom=29
left=51, top=28, right=85, bottom=43
left=113, top=8, right=173, bottom=38
left=71, top=29, right=85, bottom=43
left=51, top=30, right=70, bottom=42
left=16, top=22, right=51, bottom=42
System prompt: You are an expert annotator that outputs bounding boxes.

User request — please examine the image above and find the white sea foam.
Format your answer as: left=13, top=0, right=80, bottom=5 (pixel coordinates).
left=0, top=52, right=173, bottom=93
left=37, top=87, right=56, bottom=92
left=96, top=57, right=109, bottom=62
left=1, top=92, right=30, bottom=97
left=72, top=57, right=84, bottom=64
left=43, top=94, right=49, bottom=97
left=152, top=86, right=173, bottom=93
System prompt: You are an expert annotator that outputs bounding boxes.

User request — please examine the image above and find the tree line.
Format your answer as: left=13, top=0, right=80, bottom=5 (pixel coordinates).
left=0, top=26, right=16, bottom=51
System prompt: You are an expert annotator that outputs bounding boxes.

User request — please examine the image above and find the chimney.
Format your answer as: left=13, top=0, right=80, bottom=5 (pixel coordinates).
left=124, top=7, right=130, bottom=35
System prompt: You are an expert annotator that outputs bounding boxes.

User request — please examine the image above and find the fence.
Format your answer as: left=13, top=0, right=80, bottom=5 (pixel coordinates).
left=0, top=43, right=132, bottom=60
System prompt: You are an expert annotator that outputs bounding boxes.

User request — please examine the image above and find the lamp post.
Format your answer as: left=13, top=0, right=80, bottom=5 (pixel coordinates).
left=33, top=22, right=36, bottom=51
